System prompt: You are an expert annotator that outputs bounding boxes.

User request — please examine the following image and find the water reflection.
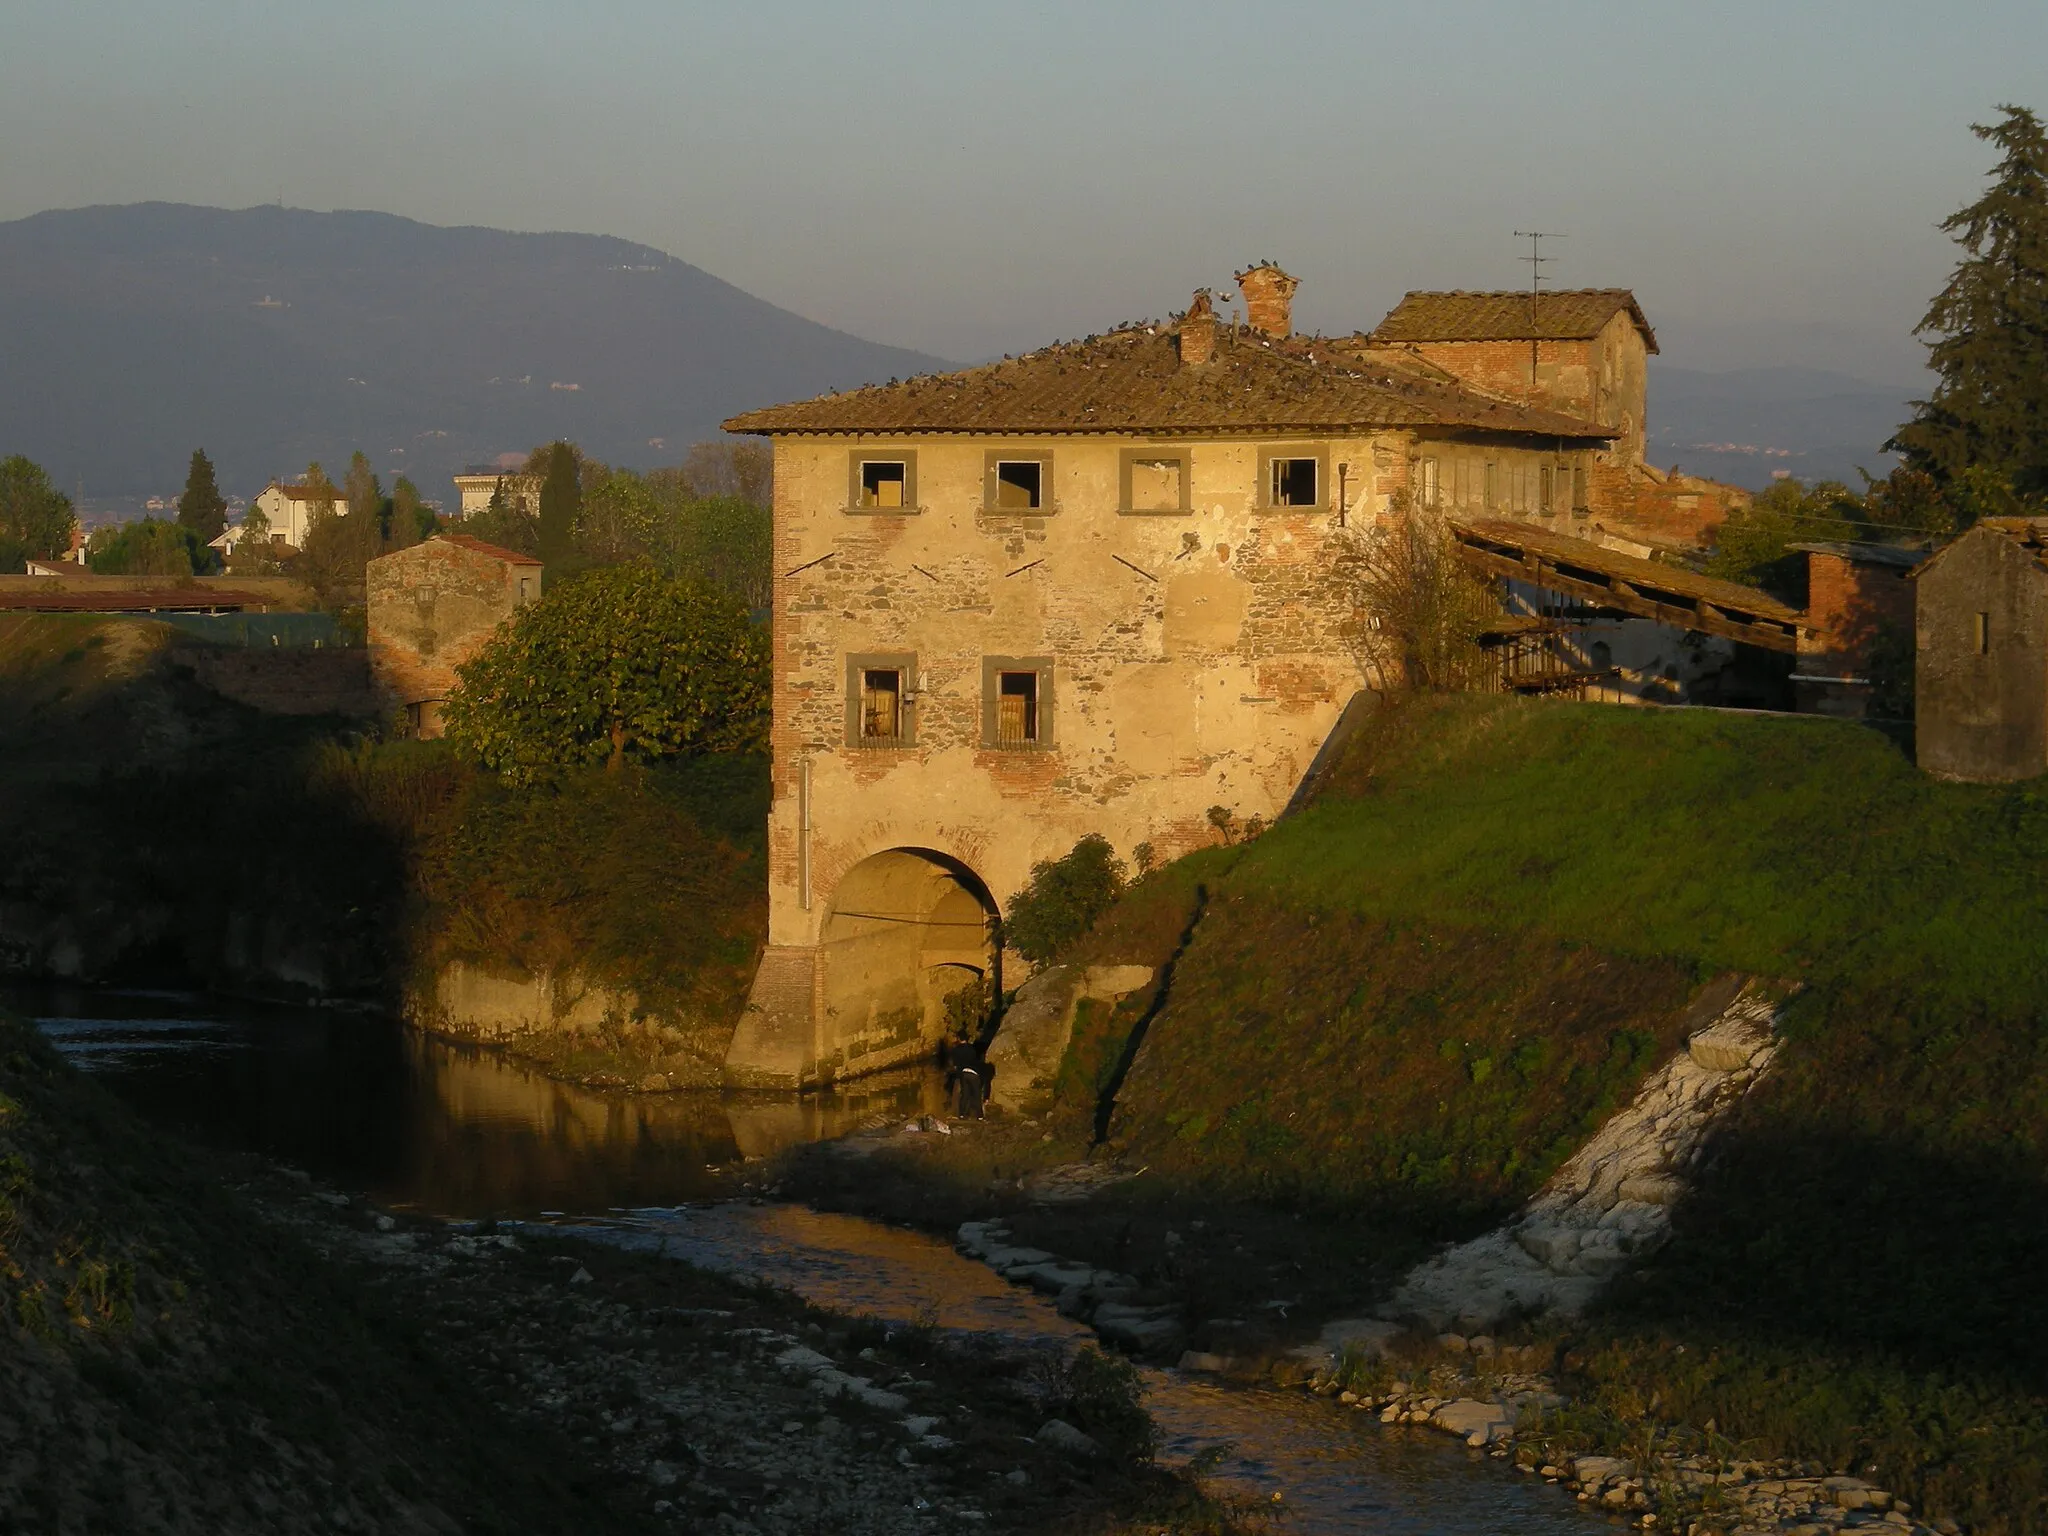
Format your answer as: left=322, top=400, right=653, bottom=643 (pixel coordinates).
left=10, top=986, right=943, bottom=1216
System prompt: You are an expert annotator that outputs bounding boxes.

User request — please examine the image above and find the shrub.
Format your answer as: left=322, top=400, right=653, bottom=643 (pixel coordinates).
left=445, top=565, right=768, bottom=784
left=1005, top=834, right=1127, bottom=964
left=1031, top=1346, right=1157, bottom=1464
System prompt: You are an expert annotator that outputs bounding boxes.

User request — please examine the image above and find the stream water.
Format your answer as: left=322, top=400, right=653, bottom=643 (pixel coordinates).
left=15, top=986, right=1611, bottom=1534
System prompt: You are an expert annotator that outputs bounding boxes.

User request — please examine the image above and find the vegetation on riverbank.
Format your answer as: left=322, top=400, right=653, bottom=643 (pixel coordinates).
left=0, top=614, right=768, bottom=1083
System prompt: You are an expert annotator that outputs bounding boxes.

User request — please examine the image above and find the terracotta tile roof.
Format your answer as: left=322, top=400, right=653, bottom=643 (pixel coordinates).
left=430, top=533, right=543, bottom=565
left=723, top=323, right=1617, bottom=439
left=1370, top=290, right=1658, bottom=351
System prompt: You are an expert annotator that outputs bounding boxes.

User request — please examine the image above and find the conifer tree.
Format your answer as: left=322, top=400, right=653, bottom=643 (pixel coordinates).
left=175, top=448, right=228, bottom=546
left=343, top=450, right=381, bottom=522
left=389, top=475, right=427, bottom=549
left=1890, top=105, right=2048, bottom=498
left=537, top=441, right=580, bottom=571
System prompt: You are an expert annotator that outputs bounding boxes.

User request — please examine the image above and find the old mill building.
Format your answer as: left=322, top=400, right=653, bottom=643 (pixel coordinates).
left=720, top=264, right=1743, bottom=1089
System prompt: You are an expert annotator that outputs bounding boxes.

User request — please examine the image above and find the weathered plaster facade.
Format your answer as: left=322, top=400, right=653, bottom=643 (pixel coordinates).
left=721, top=266, right=1625, bottom=1087
left=1915, top=520, right=2048, bottom=781
left=366, top=534, right=542, bottom=737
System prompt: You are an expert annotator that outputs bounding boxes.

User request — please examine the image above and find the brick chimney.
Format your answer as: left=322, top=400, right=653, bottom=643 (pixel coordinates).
left=1236, top=262, right=1299, bottom=338
left=1177, top=289, right=1217, bottom=366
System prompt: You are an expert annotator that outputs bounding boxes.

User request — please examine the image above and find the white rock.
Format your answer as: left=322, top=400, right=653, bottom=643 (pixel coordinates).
left=1093, top=1302, right=1183, bottom=1353
left=568, top=1266, right=594, bottom=1286
left=1573, top=1454, right=1630, bottom=1486
left=1432, top=1399, right=1515, bottom=1445
left=1034, top=1419, right=1099, bottom=1457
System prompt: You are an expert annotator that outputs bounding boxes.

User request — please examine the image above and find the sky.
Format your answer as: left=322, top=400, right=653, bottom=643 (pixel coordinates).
left=4, top=0, right=2043, bottom=384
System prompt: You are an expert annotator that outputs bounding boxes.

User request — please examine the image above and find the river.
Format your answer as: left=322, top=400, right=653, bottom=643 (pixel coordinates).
left=16, top=985, right=1612, bottom=1535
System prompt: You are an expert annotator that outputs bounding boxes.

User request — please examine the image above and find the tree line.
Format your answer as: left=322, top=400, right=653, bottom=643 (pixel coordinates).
left=0, top=439, right=772, bottom=614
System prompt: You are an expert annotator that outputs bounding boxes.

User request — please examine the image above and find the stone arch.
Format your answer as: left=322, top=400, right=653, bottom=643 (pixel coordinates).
left=815, top=848, right=998, bottom=1081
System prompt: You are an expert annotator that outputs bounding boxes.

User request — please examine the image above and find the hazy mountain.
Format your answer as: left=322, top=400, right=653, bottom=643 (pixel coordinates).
left=1646, top=364, right=1920, bottom=491
left=0, top=203, right=947, bottom=509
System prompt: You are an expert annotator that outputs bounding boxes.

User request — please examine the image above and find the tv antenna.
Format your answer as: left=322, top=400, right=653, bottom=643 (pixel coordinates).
left=1513, top=230, right=1563, bottom=400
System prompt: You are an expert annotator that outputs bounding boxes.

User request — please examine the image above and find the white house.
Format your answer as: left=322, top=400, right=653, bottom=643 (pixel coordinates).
left=451, top=467, right=538, bottom=520
left=211, top=478, right=342, bottom=558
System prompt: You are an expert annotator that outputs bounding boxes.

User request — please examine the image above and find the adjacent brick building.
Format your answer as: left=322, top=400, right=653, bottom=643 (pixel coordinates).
left=1789, top=541, right=1920, bottom=718
left=718, top=264, right=1659, bottom=1088
left=366, top=534, right=541, bottom=737
left=1358, top=289, right=1750, bottom=553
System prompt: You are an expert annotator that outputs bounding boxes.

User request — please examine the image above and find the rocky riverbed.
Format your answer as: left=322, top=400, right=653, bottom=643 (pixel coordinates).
left=252, top=1180, right=1246, bottom=1536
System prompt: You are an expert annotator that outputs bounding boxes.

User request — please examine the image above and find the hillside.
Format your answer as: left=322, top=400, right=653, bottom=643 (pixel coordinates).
left=0, top=203, right=946, bottom=504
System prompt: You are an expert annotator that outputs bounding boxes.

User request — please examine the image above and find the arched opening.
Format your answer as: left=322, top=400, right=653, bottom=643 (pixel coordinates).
left=816, top=848, right=998, bottom=1081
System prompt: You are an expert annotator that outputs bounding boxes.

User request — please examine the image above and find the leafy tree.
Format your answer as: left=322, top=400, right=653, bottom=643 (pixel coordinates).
left=1889, top=105, right=2048, bottom=499
left=1704, top=479, right=1865, bottom=602
left=465, top=478, right=539, bottom=555
left=0, top=454, right=77, bottom=571
left=87, top=517, right=203, bottom=576
left=228, top=505, right=282, bottom=576
left=444, top=565, right=769, bottom=782
left=536, top=441, right=580, bottom=570
left=1004, top=834, right=1128, bottom=965
left=576, top=465, right=772, bottom=608
left=175, top=449, right=228, bottom=546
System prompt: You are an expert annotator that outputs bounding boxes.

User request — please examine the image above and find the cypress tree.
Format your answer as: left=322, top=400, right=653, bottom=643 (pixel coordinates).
left=175, top=448, right=228, bottom=546
left=1890, top=105, right=2048, bottom=499
left=537, top=441, right=580, bottom=570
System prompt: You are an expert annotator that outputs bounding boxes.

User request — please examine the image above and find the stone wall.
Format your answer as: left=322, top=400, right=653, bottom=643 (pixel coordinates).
left=366, top=539, right=539, bottom=736
left=174, top=644, right=382, bottom=717
left=1916, top=525, right=2048, bottom=781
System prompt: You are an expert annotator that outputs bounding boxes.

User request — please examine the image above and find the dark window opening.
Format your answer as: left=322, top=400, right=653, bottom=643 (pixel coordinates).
left=997, top=671, right=1039, bottom=746
left=1975, top=612, right=1991, bottom=655
left=1271, top=457, right=1318, bottom=507
left=995, top=461, right=1042, bottom=510
left=861, top=669, right=903, bottom=739
left=859, top=461, right=907, bottom=509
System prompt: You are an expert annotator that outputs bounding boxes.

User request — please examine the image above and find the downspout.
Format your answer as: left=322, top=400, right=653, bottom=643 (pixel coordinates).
left=798, top=756, right=813, bottom=911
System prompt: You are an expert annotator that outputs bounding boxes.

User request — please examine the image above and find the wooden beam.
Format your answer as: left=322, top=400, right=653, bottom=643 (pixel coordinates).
left=1453, top=540, right=1801, bottom=653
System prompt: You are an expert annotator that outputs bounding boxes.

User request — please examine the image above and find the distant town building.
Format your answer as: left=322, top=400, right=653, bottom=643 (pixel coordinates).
left=451, top=467, right=539, bottom=520
left=366, top=534, right=542, bottom=738
left=1913, top=519, right=2048, bottom=781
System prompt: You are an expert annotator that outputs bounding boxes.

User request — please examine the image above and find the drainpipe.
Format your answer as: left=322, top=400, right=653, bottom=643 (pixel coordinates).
left=798, top=757, right=813, bottom=911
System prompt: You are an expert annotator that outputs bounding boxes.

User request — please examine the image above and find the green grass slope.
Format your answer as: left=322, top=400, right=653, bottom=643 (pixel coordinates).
left=1056, top=695, right=2048, bottom=1532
